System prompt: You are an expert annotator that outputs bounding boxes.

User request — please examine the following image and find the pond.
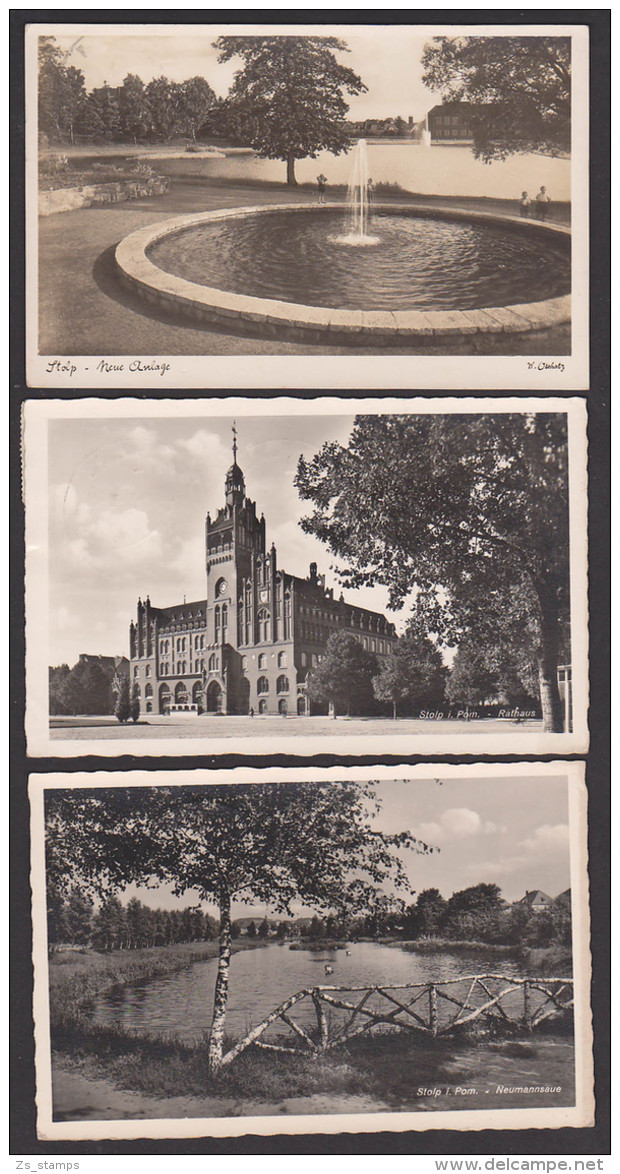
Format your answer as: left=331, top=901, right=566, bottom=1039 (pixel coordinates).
left=147, top=142, right=571, bottom=203
left=148, top=208, right=570, bottom=313
left=91, top=941, right=532, bottom=1044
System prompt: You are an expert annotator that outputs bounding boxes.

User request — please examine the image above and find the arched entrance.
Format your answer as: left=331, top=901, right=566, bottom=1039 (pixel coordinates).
left=258, top=698, right=267, bottom=715
left=206, top=680, right=223, bottom=713
left=192, top=680, right=203, bottom=713
left=159, top=684, right=171, bottom=714
left=175, top=681, right=188, bottom=705
left=297, top=696, right=306, bottom=716
left=278, top=698, right=288, bottom=716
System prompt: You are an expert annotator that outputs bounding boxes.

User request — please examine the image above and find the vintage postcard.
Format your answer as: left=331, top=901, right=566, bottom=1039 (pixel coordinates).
left=30, top=762, right=594, bottom=1140
left=23, top=395, right=588, bottom=758
left=25, top=21, right=588, bottom=390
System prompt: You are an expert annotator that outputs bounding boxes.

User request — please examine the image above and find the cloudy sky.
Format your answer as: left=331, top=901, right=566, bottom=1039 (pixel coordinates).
left=48, top=412, right=403, bottom=666
left=116, top=773, right=571, bottom=914
left=51, top=27, right=438, bottom=122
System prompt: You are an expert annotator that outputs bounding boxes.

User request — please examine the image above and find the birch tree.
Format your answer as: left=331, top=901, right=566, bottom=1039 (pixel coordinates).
left=44, top=782, right=433, bottom=1073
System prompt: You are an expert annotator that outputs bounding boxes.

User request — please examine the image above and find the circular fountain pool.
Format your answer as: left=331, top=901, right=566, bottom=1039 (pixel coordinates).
left=115, top=203, right=571, bottom=344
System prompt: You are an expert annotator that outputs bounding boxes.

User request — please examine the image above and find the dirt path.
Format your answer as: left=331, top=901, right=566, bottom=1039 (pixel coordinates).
left=52, top=1063, right=390, bottom=1122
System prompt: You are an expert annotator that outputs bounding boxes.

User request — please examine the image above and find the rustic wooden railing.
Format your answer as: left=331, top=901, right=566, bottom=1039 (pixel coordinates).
left=221, top=973, right=574, bottom=1066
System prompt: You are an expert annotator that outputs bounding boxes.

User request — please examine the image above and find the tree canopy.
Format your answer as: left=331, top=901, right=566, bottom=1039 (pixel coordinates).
left=373, top=631, right=447, bottom=718
left=422, top=36, right=571, bottom=160
left=295, top=413, right=570, bottom=731
left=45, top=782, right=430, bottom=1071
left=306, top=630, right=377, bottom=716
left=213, top=35, right=366, bottom=184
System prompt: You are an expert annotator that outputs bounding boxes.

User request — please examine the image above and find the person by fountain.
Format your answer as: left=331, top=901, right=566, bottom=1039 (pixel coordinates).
left=519, top=191, right=531, bottom=218
left=367, top=177, right=375, bottom=205
left=316, top=173, right=327, bottom=204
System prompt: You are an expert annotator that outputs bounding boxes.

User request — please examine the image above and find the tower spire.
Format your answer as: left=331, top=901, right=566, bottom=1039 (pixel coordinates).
left=232, top=420, right=238, bottom=465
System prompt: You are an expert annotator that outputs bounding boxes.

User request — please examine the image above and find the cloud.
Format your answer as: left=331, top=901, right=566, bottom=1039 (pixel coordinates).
left=417, top=808, right=505, bottom=843
left=521, top=824, right=569, bottom=854
left=177, top=429, right=229, bottom=467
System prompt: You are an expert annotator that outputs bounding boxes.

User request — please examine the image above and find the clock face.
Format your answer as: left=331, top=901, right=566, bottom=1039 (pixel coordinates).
left=216, top=578, right=228, bottom=597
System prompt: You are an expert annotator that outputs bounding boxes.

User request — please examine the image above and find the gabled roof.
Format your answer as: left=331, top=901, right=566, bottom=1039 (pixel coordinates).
left=517, top=890, right=554, bottom=907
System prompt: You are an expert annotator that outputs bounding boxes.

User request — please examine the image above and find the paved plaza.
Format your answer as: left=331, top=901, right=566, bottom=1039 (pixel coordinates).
left=49, top=713, right=544, bottom=740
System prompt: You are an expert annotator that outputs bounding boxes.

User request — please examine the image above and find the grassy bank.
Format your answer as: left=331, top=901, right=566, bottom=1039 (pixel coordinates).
left=392, top=938, right=572, bottom=974
left=49, top=940, right=260, bottom=1032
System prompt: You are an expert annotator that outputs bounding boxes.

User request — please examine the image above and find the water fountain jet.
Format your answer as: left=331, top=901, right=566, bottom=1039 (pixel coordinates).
left=336, top=139, right=381, bottom=246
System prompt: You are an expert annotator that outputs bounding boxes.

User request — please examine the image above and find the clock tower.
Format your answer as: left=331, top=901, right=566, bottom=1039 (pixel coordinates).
left=204, top=426, right=266, bottom=651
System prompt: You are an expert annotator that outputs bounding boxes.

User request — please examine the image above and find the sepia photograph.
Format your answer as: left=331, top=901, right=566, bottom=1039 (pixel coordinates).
left=30, top=763, right=593, bottom=1139
left=25, top=21, right=589, bottom=390
left=24, top=396, right=588, bottom=758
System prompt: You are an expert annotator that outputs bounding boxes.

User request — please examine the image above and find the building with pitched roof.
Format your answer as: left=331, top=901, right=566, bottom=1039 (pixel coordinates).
left=129, top=432, right=397, bottom=716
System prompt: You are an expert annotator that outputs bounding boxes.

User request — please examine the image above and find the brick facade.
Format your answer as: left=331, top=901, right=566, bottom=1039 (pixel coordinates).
left=129, top=448, right=396, bottom=716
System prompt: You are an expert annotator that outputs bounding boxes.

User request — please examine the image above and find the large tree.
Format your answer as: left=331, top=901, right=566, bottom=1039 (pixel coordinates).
left=214, top=36, right=366, bottom=185
left=295, top=414, right=570, bottom=732
left=178, top=76, right=217, bottom=141
left=45, top=782, right=430, bottom=1072
left=373, top=631, right=447, bottom=718
left=446, top=630, right=539, bottom=710
left=119, top=73, right=151, bottom=144
left=421, top=36, right=571, bottom=161
left=306, top=630, right=377, bottom=717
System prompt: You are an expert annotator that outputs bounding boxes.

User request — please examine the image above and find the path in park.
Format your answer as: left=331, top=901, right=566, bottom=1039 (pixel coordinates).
left=38, top=178, right=570, bottom=357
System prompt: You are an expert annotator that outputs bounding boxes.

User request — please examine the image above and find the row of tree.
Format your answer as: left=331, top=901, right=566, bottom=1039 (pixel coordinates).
left=401, top=885, right=570, bottom=948
left=49, top=880, right=570, bottom=958
left=49, top=659, right=120, bottom=716
left=48, top=890, right=218, bottom=951
left=306, top=628, right=539, bottom=719
left=39, top=34, right=571, bottom=183
left=39, top=38, right=218, bottom=146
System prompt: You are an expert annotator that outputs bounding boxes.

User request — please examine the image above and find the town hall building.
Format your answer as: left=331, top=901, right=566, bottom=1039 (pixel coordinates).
left=129, top=436, right=397, bottom=717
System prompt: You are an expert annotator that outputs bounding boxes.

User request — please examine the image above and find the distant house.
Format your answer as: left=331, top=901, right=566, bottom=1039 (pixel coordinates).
left=515, top=890, right=555, bottom=913
left=554, top=889, right=572, bottom=911
left=427, top=102, right=474, bottom=143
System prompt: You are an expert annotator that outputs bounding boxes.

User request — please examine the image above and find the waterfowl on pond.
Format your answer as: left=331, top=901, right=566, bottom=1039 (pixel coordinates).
left=324, top=964, right=334, bottom=975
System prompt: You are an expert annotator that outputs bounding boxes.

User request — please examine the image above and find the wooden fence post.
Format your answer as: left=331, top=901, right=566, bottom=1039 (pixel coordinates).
left=312, top=990, right=329, bottom=1053
left=429, top=984, right=438, bottom=1036
left=523, top=981, right=532, bottom=1032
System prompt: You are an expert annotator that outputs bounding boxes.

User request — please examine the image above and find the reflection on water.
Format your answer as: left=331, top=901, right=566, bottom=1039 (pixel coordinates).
left=91, top=941, right=527, bottom=1044
left=153, top=142, right=571, bottom=203
left=149, top=210, right=570, bottom=312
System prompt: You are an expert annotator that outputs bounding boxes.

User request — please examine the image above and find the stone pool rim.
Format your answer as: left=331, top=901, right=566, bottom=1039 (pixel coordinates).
left=114, top=202, right=571, bottom=343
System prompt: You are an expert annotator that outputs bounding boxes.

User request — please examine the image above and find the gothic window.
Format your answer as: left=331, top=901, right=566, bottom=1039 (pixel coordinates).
left=209, top=653, right=218, bottom=672
left=277, top=651, right=287, bottom=668
left=242, top=656, right=248, bottom=672
left=145, top=665, right=151, bottom=677
left=257, top=676, right=269, bottom=695
left=301, top=652, right=307, bottom=667
left=222, top=603, right=228, bottom=642
left=276, top=675, right=289, bottom=694
left=258, top=653, right=267, bottom=670
left=134, top=683, right=141, bottom=696
left=133, top=666, right=139, bottom=677
left=145, top=683, right=153, bottom=698
left=215, top=604, right=220, bottom=641
left=257, top=609, right=270, bottom=642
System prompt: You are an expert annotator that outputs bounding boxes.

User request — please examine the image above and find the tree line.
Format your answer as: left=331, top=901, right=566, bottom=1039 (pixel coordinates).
left=38, top=37, right=219, bottom=146
left=49, top=881, right=570, bottom=955
left=48, top=889, right=218, bottom=951
left=39, top=34, right=571, bottom=186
